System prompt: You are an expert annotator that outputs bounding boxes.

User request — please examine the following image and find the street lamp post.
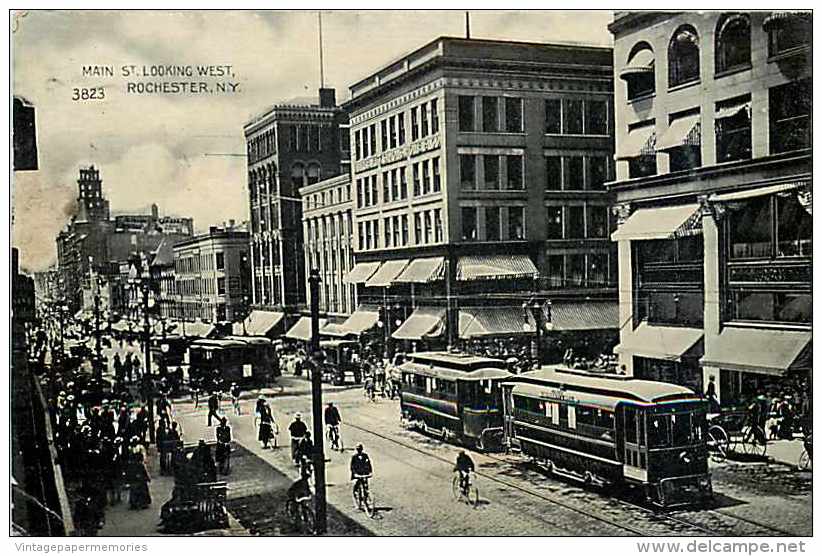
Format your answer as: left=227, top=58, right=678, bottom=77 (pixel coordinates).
left=141, top=282, right=156, bottom=444
left=308, top=269, right=328, bottom=534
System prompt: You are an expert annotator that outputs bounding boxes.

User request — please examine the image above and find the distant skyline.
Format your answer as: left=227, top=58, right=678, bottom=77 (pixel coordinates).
left=12, top=10, right=614, bottom=272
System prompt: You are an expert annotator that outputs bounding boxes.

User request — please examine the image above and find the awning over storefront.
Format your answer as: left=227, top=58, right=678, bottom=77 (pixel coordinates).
left=611, top=203, right=702, bottom=241
left=394, top=257, right=445, bottom=283
left=619, top=49, right=654, bottom=80
left=708, top=181, right=808, bottom=203
left=285, top=317, right=328, bottom=341
left=340, top=307, right=380, bottom=335
left=546, top=301, right=620, bottom=331
left=616, top=125, right=656, bottom=159
left=343, top=262, right=381, bottom=284
left=702, top=327, right=811, bottom=376
left=180, top=321, right=216, bottom=338
left=456, top=254, right=538, bottom=281
left=232, top=310, right=285, bottom=337
left=459, top=306, right=536, bottom=339
left=365, top=259, right=410, bottom=287
left=657, top=114, right=701, bottom=151
left=614, top=322, right=703, bottom=362
left=320, top=323, right=351, bottom=338
left=392, top=307, right=446, bottom=341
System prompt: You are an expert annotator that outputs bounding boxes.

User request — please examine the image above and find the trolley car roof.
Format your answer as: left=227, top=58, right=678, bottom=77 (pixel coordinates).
left=405, top=351, right=506, bottom=370
left=507, top=366, right=700, bottom=405
left=401, top=362, right=513, bottom=382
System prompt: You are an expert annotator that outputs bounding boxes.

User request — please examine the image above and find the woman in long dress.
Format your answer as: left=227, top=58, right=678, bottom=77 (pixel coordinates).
left=128, top=451, right=152, bottom=510
left=256, top=401, right=276, bottom=449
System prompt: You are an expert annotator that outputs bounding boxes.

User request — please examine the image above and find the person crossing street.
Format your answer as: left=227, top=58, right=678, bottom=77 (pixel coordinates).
left=207, top=391, right=220, bottom=427
left=288, top=413, right=308, bottom=465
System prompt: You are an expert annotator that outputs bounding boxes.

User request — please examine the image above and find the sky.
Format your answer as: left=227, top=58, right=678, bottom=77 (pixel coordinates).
left=11, top=9, right=613, bottom=273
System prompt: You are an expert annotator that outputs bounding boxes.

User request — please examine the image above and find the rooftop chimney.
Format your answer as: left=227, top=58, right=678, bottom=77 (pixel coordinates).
left=319, top=87, right=336, bottom=108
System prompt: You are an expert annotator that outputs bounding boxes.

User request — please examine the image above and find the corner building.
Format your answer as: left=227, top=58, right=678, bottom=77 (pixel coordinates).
left=608, top=12, right=811, bottom=401
left=342, top=37, right=618, bottom=353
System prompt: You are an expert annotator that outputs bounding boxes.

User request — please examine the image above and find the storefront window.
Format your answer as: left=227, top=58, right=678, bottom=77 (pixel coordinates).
left=729, top=196, right=772, bottom=259
left=777, top=194, right=812, bottom=257
left=732, top=291, right=811, bottom=324
left=769, top=80, right=812, bottom=155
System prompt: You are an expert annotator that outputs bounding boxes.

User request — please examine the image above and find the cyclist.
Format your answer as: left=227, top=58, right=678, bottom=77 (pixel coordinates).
left=324, top=402, right=342, bottom=447
left=230, top=382, right=242, bottom=415
left=350, top=443, right=373, bottom=509
left=297, top=432, right=314, bottom=479
left=454, top=450, right=475, bottom=494
left=289, top=413, right=308, bottom=465
left=215, top=417, right=232, bottom=474
left=286, top=475, right=313, bottom=507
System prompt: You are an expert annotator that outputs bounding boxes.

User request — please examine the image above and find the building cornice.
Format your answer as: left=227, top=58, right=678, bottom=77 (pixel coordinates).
left=607, top=11, right=678, bottom=36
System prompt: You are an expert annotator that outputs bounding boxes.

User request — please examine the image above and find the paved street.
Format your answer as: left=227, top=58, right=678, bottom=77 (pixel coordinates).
left=168, top=381, right=812, bottom=537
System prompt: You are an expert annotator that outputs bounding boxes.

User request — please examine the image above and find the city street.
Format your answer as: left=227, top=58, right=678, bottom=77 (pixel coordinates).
left=169, top=380, right=812, bottom=537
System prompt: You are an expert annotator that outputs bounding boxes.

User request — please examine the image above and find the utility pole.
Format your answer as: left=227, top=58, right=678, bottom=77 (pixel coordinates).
left=308, top=269, right=327, bottom=534
left=94, top=287, right=102, bottom=381
left=142, top=283, right=156, bottom=444
left=445, top=258, right=454, bottom=350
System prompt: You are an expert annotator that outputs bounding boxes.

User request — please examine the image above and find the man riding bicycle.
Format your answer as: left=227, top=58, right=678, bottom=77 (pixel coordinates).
left=454, top=450, right=475, bottom=494
left=286, top=475, right=312, bottom=505
left=324, top=402, right=342, bottom=446
left=350, top=443, right=373, bottom=509
left=296, top=432, right=314, bottom=479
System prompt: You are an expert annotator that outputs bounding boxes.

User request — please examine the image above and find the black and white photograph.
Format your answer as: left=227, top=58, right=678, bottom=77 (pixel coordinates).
left=8, top=6, right=814, bottom=543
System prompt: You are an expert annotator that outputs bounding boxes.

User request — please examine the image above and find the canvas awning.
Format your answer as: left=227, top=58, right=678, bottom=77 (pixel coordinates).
left=614, top=322, right=703, bottom=362
left=320, top=323, right=352, bottom=338
left=343, top=262, right=381, bottom=284
left=365, top=259, right=410, bottom=287
left=708, top=181, right=807, bottom=203
left=233, top=310, right=284, bottom=337
left=340, top=307, right=380, bottom=335
left=619, top=48, right=654, bottom=80
left=611, top=204, right=702, bottom=241
left=657, top=114, right=701, bottom=151
left=392, top=307, right=446, bottom=341
left=456, top=254, right=538, bottom=281
left=459, top=306, right=536, bottom=339
left=394, top=257, right=446, bottom=283
left=702, top=327, right=811, bottom=376
left=546, top=301, right=619, bottom=331
left=180, top=321, right=216, bottom=338
left=616, top=125, right=656, bottom=159
left=285, top=317, right=328, bottom=341
left=715, top=100, right=751, bottom=121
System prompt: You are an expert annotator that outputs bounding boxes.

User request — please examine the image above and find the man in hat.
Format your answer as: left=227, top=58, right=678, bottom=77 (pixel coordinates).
left=288, top=413, right=308, bottom=465
left=207, top=391, right=220, bottom=427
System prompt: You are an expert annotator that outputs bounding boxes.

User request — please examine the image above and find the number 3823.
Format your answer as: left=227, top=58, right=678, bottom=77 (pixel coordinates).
left=72, top=87, right=105, bottom=101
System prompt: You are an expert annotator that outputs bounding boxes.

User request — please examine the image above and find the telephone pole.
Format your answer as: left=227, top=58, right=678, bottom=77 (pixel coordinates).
left=308, top=269, right=327, bottom=534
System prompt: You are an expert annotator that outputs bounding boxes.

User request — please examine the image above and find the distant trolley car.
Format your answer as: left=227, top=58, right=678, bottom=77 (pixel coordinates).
left=502, top=366, right=713, bottom=507
left=399, top=352, right=513, bottom=451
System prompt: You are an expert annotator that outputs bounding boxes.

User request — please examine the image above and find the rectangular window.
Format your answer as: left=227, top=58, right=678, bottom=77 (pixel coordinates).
left=588, top=156, right=608, bottom=190
left=547, top=255, right=564, bottom=288
left=432, top=157, right=441, bottom=192
left=563, top=99, right=584, bottom=134
left=389, top=116, right=397, bottom=149
left=301, top=125, right=310, bottom=152
left=370, top=175, right=379, bottom=207
left=391, top=169, right=399, bottom=200
left=434, top=209, right=443, bottom=242
left=310, top=125, right=320, bottom=151
left=545, top=156, right=562, bottom=190
left=460, top=154, right=476, bottom=189
left=430, top=99, right=439, bottom=134
left=482, top=97, right=499, bottom=132
left=547, top=206, right=563, bottom=239
left=769, top=80, right=811, bottom=154
left=484, top=155, right=500, bottom=189
left=461, top=207, right=478, bottom=241
left=715, top=98, right=751, bottom=163
left=732, top=291, right=810, bottom=324
left=458, top=96, right=475, bottom=132
left=422, top=159, right=431, bottom=194
left=585, top=100, right=608, bottom=135
left=506, top=155, right=523, bottom=189
left=369, top=124, right=377, bottom=156
left=565, top=157, right=584, bottom=190
left=411, top=107, right=419, bottom=141
left=354, top=130, right=361, bottom=160
left=215, top=252, right=225, bottom=270
left=566, top=206, right=585, bottom=239
left=414, top=212, right=423, bottom=244
left=588, top=206, right=608, bottom=238
left=413, top=163, right=421, bottom=196
left=545, top=99, right=561, bottom=134
left=400, top=167, right=408, bottom=199
left=588, top=253, right=608, bottom=287
left=505, top=97, right=523, bottom=132
left=398, top=112, right=406, bottom=145
left=401, top=215, right=409, bottom=245
left=356, top=179, right=363, bottom=208
left=509, top=206, right=525, bottom=240
left=420, top=104, right=429, bottom=137
left=424, top=211, right=433, bottom=244
left=384, top=217, right=391, bottom=247
left=568, top=254, right=586, bottom=287
left=629, top=155, right=657, bottom=179
left=486, top=207, right=501, bottom=241
left=217, top=277, right=226, bottom=295
left=392, top=215, right=400, bottom=247
left=380, top=120, right=388, bottom=152
left=382, top=172, right=390, bottom=203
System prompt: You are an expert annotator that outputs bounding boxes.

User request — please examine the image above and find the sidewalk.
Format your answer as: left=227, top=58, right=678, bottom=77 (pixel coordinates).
left=766, top=438, right=810, bottom=469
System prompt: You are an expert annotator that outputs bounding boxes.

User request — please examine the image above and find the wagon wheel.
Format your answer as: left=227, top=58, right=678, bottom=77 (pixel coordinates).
left=798, top=449, right=811, bottom=471
left=740, top=426, right=767, bottom=458
left=707, top=425, right=729, bottom=463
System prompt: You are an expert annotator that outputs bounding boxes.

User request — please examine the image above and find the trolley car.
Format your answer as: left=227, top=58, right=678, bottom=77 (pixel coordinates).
left=502, top=366, right=713, bottom=507
left=399, top=352, right=513, bottom=450
left=188, top=337, right=278, bottom=388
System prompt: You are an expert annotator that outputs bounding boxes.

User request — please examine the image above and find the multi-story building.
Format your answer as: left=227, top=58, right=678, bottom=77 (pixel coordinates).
left=173, top=226, right=251, bottom=322
left=244, top=88, right=349, bottom=314
left=149, top=238, right=176, bottom=320
left=113, top=203, right=194, bottom=236
left=301, top=173, right=356, bottom=317
left=341, top=37, right=618, bottom=354
left=608, top=11, right=811, bottom=400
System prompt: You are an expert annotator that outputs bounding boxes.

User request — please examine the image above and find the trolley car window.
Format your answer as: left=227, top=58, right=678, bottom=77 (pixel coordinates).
left=558, top=403, right=569, bottom=427
left=625, top=408, right=637, bottom=444
left=550, top=403, right=559, bottom=425
left=672, top=413, right=692, bottom=445
left=567, top=406, right=577, bottom=429
left=647, top=414, right=672, bottom=448
left=438, top=380, right=456, bottom=396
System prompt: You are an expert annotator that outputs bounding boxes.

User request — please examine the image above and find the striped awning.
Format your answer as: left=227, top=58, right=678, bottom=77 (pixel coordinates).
left=233, top=310, right=284, bottom=337
left=365, top=259, right=410, bottom=287
left=708, top=181, right=808, bottom=203
left=545, top=301, right=619, bottom=331
left=459, top=306, right=536, bottom=339
left=617, top=125, right=656, bottom=159
left=456, top=254, right=538, bottom=281
left=657, top=114, right=701, bottom=151
left=394, top=257, right=445, bottom=283
left=392, top=307, right=446, bottom=341
left=619, top=48, right=654, bottom=80
left=340, top=306, right=380, bottom=335
left=285, top=317, right=328, bottom=341
left=343, top=262, right=380, bottom=284
left=763, top=11, right=811, bottom=30
left=715, top=100, right=751, bottom=121
left=611, top=204, right=702, bottom=241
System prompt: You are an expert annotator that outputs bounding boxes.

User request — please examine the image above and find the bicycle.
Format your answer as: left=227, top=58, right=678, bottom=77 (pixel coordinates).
left=327, top=425, right=343, bottom=452
left=452, top=471, right=479, bottom=507
left=352, top=474, right=376, bottom=517
left=284, top=496, right=315, bottom=534
left=299, top=455, right=314, bottom=481
left=739, top=424, right=768, bottom=458
left=798, top=433, right=812, bottom=471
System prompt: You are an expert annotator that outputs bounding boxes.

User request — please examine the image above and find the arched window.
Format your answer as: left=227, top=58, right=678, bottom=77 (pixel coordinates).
left=668, top=25, right=700, bottom=87
left=715, top=14, right=751, bottom=74
left=621, top=42, right=656, bottom=100
left=291, top=163, right=305, bottom=189
left=307, top=163, right=321, bottom=185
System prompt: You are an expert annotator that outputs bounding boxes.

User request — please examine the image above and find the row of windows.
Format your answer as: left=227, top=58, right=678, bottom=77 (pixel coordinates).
left=458, top=96, right=610, bottom=136
left=404, top=374, right=458, bottom=397
left=460, top=206, right=525, bottom=242
left=253, top=276, right=281, bottom=307
left=513, top=395, right=616, bottom=439
left=174, top=301, right=224, bottom=322
left=624, top=13, right=811, bottom=101
left=356, top=157, right=442, bottom=208
left=544, top=252, right=613, bottom=289
left=303, top=185, right=350, bottom=211
left=410, top=209, right=444, bottom=247
left=175, top=276, right=227, bottom=297
left=546, top=155, right=610, bottom=191
left=546, top=205, right=610, bottom=240
left=358, top=214, right=410, bottom=250
left=174, top=251, right=226, bottom=274
left=247, top=128, right=276, bottom=163
left=460, top=154, right=523, bottom=190
left=291, top=162, right=323, bottom=188
left=306, top=212, right=354, bottom=246
left=458, top=96, right=522, bottom=133
left=354, top=98, right=439, bottom=160
left=284, top=124, right=327, bottom=153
